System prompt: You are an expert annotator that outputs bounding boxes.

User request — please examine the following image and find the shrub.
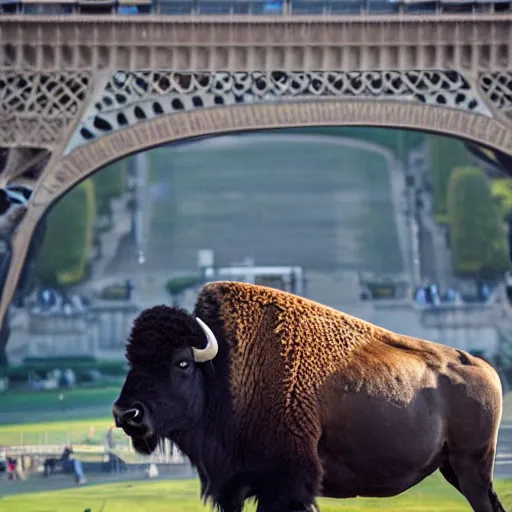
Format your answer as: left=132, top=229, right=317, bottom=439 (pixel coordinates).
left=165, top=275, right=204, bottom=297
left=447, top=166, right=511, bottom=276
left=165, top=275, right=203, bottom=306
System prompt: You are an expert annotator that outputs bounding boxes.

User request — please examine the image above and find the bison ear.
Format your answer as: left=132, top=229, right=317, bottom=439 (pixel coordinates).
left=193, top=317, right=219, bottom=362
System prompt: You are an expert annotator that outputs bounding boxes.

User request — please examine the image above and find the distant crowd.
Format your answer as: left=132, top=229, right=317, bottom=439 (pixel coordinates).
left=0, top=446, right=87, bottom=484
left=414, top=281, right=492, bottom=307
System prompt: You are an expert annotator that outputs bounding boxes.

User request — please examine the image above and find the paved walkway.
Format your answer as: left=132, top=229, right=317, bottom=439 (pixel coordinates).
left=411, top=141, right=471, bottom=293
left=0, top=464, right=196, bottom=497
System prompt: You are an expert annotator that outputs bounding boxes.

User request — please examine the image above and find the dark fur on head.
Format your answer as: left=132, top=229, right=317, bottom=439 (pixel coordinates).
left=125, top=305, right=206, bottom=368
left=116, top=291, right=318, bottom=512
left=119, top=302, right=240, bottom=510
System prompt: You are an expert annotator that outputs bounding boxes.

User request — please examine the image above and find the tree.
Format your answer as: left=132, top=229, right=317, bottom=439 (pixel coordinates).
left=429, top=135, right=472, bottom=223
left=92, top=159, right=126, bottom=221
left=491, top=178, right=512, bottom=221
left=36, top=179, right=96, bottom=287
left=483, top=201, right=511, bottom=277
left=447, top=166, right=510, bottom=277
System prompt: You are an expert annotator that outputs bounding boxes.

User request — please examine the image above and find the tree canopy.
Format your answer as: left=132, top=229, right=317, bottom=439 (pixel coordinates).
left=91, top=159, right=127, bottom=217
left=36, top=179, right=96, bottom=288
left=447, top=166, right=510, bottom=276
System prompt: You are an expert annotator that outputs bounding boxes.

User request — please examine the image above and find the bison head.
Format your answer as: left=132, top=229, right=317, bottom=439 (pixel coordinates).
left=112, top=305, right=218, bottom=455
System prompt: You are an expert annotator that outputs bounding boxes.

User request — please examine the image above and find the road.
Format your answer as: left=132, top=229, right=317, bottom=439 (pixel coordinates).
left=409, top=140, right=464, bottom=291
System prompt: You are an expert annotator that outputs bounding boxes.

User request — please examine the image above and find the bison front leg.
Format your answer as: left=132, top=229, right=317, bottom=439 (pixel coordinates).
left=216, top=489, right=244, bottom=512
left=255, top=459, right=322, bottom=512
left=256, top=502, right=320, bottom=512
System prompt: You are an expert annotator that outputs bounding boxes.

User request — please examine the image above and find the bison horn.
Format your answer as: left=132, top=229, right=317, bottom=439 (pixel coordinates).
left=193, top=317, right=219, bottom=362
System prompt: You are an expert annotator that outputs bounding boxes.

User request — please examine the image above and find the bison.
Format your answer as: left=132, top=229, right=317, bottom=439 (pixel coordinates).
left=113, top=281, right=505, bottom=512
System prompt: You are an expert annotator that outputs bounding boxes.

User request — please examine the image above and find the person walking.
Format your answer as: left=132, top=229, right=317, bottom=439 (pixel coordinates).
left=105, top=425, right=116, bottom=451
left=61, top=446, right=87, bottom=485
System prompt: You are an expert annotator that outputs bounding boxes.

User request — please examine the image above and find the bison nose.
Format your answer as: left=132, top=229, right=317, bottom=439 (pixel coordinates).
left=113, top=403, right=146, bottom=428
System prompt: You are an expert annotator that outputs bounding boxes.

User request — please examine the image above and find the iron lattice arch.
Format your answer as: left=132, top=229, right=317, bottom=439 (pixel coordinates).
left=67, top=69, right=490, bottom=153
left=0, top=71, right=91, bottom=148
left=479, top=71, right=512, bottom=124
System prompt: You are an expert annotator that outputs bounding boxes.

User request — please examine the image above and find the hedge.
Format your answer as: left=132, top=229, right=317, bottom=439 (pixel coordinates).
left=166, top=275, right=204, bottom=296
left=428, top=135, right=472, bottom=223
left=165, top=275, right=204, bottom=306
left=447, top=166, right=510, bottom=276
left=36, top=179, right=96, bottom=287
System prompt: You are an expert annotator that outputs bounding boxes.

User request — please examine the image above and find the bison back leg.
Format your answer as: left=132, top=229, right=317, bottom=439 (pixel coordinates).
left=439, top=459, right=461, bottom=492
left=448, top=450, right=505, bottom=512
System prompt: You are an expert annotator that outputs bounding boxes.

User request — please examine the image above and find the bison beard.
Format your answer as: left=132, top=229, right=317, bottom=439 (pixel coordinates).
left=114, top=281, right=507, bottom=512
left=116, top=421, right=159, bottom=455
left=131, top=434, right=159, bottom=455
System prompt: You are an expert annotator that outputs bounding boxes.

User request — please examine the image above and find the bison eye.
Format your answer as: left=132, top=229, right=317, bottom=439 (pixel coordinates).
left=178, top=360, right=189, bottom=369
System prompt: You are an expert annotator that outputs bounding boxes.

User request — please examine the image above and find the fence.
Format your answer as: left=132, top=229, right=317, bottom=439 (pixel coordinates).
left=1, top=438, right=186, bottom=466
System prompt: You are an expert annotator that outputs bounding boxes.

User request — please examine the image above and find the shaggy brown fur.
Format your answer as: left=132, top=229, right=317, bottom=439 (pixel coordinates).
left=197, top=281, right=378, bottom=434
left=196, top=281, right=477, bottom=434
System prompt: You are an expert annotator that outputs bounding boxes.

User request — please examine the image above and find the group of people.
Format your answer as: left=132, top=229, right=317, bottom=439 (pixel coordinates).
left=0, top=451, right=25, bottom=480
left=2, top=425, right=121, bottom=487
left=415, top=281, right=493, bottom=307
left=1, top=444, right=90, bottom=485
left=414, top=283, right=456, bottom=306
left=43, top=446, right=87, bottom=485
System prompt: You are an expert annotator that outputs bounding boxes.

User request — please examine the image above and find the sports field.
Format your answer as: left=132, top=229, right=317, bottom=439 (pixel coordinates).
left=2, top=473, right=512, bottom=512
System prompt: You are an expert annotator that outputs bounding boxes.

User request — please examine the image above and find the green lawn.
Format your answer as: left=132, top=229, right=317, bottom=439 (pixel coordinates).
left=0, top=416, right=119, bottom=446
left=0, top=386, right=120, bottom=417
left=2, top=474, right=512, bottom=512
left=0, top=387, right=130, bottom=446
left=1, top=384, right=512, bottom=447
left=3, top=383, right=512, bottom=425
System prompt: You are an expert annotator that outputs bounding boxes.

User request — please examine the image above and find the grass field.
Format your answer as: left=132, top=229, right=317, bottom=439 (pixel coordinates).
left=0, top=386, right=123, bottom=444
left=2, top=387, right=512, bottom=447
left=0, top=416, right=119, bottom=446
left=0, top=386, right=120, bottom=417
left=2, top=474, right=512, bottom=512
